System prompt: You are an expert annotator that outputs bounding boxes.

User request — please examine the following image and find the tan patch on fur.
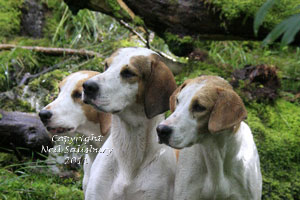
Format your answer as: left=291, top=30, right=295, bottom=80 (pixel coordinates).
left=129, top=55, right=152, bottom=104
left=69, top=71, right=112, bottom=135
left=45, top=105, right=51, bottom=110
left=175, top=149, right=180, bottom=162
left=129, top=54, right=177, bottom=118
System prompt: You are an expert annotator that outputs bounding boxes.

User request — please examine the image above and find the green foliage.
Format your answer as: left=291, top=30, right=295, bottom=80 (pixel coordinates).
left=0, top=48, right=39, bottom=91
left=210, top=0, right=300, bottom=29
left=175, top=61, right=229, bottom=85
left=0, top=153, right=83, bottom=200
left=164, top=32, right=195, bottom=56
left=254, top=0, right=300, bottom=46
left=253, top=0, right=278, bottom=36
left=263, top=13, right=300, bottom=46
left=0, top=0, right=23, bottom=41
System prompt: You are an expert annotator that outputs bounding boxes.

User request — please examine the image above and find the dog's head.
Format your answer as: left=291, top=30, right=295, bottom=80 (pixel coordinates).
left=83, top=47, right=177, bottom=119
left=39, top=71, right=111, bottom=136
left=156, top=76, right=247, bottom=149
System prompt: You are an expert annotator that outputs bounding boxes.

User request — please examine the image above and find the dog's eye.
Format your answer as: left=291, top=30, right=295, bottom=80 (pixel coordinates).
left=72, top=91, right=82, bottom=99
left=192, top=103, right=206, bottom=112
left=121, top=69, right=136, bottom=78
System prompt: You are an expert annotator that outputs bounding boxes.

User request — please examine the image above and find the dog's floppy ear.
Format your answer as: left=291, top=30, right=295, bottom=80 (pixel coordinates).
left=144, top=55, right=177, bottom=119
left=208, top=88, right=247, bottom=134
left=98, top=112, right=111, bottom=136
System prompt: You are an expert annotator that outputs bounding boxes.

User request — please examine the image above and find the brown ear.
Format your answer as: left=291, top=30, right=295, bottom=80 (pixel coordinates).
left=208, top=88, right=247, bottom=134
left=144, top=57, right=177, bottom=119
left=98, top=112, right=111, bottom=136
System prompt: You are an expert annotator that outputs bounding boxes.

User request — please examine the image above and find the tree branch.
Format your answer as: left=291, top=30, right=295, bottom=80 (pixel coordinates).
left=0, top=44, right=102, bottom=58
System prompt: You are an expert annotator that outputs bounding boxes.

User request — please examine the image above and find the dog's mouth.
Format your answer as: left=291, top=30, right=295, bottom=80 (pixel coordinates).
left=46, top=126, right=74, bottom=134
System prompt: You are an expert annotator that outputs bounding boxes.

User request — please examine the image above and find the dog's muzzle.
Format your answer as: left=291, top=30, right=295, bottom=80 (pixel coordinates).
left=156, top=124, right=173, bottom=145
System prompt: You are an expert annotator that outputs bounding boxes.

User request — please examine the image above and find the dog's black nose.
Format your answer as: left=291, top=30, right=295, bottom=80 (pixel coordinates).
left=39, top=110, right=52, bottom=123
left=83, top=80, right=99, bottom=98
left=156, top=124, right=173, bottom=144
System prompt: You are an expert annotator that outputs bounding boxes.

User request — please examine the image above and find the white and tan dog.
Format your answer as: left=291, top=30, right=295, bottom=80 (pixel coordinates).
left=39, top=71, right=111, bottom=192
left=157, top=76, right=262, bottom=200
left=83, top=47, right=177, bottom=200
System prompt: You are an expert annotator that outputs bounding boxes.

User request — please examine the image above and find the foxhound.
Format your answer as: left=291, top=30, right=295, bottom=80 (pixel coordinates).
left=39, top=71, right=111, bottom=192
left=157, top=76, right=262, bottom=200
left=83, top=47, right=177, bottom=200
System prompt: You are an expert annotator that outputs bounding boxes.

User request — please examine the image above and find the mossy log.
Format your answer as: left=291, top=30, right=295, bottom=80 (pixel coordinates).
left=63, top=0, right=300, bottom=56
left=0, top=110, right=53, bottom=159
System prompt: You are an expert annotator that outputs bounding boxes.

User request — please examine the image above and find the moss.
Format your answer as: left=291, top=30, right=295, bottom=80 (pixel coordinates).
left=0, top=98, right=35, bottom=112
left=246, top=99, right=300, bottom=199
left=105, top=0, right=131, bottom=20
left=29, top=69, right=69, bottom=92
left=0, top=113, right=2, bottom=120
left=0, top=0, right=23, bottom=41
left=209, top=0, right=300, bottom=29
left=77, top=57, right=105, bottom=72
left=175, top=60, right=230, bottom=85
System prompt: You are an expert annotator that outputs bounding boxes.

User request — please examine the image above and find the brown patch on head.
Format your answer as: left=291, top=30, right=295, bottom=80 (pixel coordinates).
left=71, top=71, right=100, bottom=103
left=169, top=79, right=192, bottom=112
left=70, top=71, right=112, bottom=136
left=129, top=55, right=152, bottom=104
left=173, top=76, right=245, bottom=135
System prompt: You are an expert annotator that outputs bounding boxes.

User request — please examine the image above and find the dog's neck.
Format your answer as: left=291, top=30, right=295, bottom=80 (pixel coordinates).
left=111, top=103, right=163, bottom=179
left=76, top=120, right=105, bottom=160
left=198, top=122, right=244, bottom=182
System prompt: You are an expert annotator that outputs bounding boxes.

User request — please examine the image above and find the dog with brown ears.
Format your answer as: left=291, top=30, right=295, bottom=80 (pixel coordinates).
left=39, top=71, right=111, bottom=192
left=157, top=76, right=262, bottom=200
left=83, top=47, right=177, bottom=200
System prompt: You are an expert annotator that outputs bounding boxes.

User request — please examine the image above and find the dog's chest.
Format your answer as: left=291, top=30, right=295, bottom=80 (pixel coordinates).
left=174, top=145, right=247, bottom=200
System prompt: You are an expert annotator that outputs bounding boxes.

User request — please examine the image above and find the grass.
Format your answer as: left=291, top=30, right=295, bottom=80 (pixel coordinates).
left=0, top=153, right=83, bottom=200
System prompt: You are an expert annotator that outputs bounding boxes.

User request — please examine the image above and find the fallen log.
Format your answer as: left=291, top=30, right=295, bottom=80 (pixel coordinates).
left=0, top=110, right=53, bottom=160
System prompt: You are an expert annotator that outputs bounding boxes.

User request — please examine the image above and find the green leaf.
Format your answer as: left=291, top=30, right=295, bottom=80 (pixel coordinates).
left=262, top=13, right=300, bottom=46
left=254, top=0, right=278, bottom=36
left=281, top=13, right=300, bottom=46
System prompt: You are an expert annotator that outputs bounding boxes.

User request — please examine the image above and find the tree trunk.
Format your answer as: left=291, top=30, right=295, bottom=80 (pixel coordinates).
left=0, top=110, right=53, bottom=159
left=63, top=0, right=300, bottom=56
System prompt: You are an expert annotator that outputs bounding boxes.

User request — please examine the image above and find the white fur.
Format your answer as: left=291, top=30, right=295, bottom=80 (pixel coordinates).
left=160, top=82, right=262, bottom=200
left=85, top=47, right=176, bottom=200
left=43, top=71, right=108, bottom=192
